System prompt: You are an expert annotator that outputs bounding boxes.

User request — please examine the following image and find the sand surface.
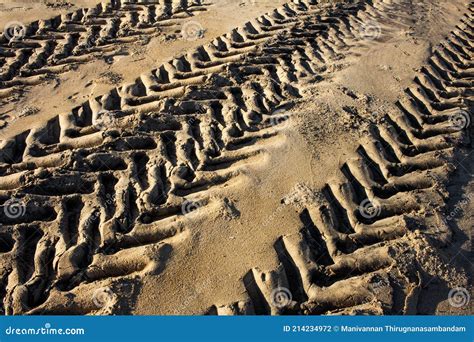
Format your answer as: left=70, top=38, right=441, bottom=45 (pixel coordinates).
left=0, top=0, right=472, bottom=316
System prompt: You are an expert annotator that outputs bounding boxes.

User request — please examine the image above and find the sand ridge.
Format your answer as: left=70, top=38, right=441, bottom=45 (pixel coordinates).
left=0, top=0, right=472, bottom=316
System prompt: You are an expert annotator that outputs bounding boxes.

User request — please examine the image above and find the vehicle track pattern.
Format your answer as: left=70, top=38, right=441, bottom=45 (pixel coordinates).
left=0, top=0, right=209, bottom=91
left=211, top=6, right=474, bottom=315
left=0, top=0, right=470, bottom=315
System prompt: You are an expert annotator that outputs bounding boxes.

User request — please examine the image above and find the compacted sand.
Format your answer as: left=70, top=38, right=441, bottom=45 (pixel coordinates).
left=0, top=0, right=472, bottom=316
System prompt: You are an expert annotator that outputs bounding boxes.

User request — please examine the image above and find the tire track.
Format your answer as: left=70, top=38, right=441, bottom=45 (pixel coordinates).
left=0, top=0, right=461, bottom=314
left=0, top=0, right=209, bottom=90
left=211, top=8, right=473, bottom=315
